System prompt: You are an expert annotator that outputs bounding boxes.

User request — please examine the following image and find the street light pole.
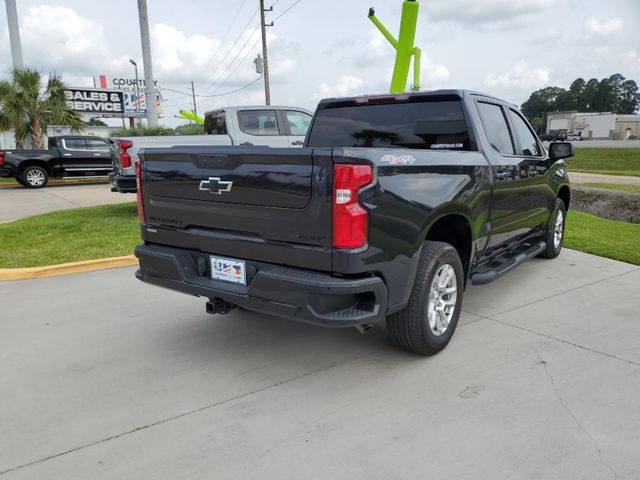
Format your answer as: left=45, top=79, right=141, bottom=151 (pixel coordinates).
left=136, top=0, right=159, bottom=127
left=129, top=59, right=141, bottom=127
left=5, top=0, right=24, bottom=69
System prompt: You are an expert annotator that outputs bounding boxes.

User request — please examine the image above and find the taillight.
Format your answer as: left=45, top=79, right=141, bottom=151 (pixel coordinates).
left=119, top=140, right=133, bottom=168
left=0, top=151, right=4, bottom=167
left=135, top=160, right=145, bottom=222
left=333, top=164, right=373, bottom=249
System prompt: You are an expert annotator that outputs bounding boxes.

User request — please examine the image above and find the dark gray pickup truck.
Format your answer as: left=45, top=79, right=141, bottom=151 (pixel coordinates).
left=134, top=89, right=572, bottom=355
left=0, top=135, right=114, bottom=188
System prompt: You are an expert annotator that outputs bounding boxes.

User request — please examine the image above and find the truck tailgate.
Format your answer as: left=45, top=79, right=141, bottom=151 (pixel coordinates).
left=139, top=146, right=333, bottom=271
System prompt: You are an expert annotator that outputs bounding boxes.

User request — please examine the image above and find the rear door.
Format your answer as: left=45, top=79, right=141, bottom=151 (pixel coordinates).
left=281, top=109, right=313, bottom=147
left=234, top=109, right=290, bottom=147
left=60, top=138, right=111, bottom=175
left=475, top=101, right=539, bottom=250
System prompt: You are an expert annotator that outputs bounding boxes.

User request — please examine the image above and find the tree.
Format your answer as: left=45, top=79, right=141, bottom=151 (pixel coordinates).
left=0, top=68, right=85, bottom=149
left=87, top=117, right=108, bottom=126
left=174, top=123, right=204, bottom=135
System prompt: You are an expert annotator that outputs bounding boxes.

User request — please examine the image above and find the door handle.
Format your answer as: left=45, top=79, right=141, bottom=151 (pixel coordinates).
left=93, top=153, right=101, bottom=156
left=291, top=141, right=304, bottom=146
left=63, top=153, right=72, bottom=156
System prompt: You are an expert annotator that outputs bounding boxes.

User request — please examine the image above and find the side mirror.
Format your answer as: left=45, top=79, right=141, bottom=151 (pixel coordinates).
left=548, top=141, right=574, bottom=160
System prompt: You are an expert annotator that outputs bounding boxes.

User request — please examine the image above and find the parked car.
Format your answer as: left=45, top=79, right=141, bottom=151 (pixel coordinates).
left=133, top=89, right=572, bottom=355
left=539, top=132, right=567, bottom=141
left=0, top=136, right=114, bottom=188
left=109, top=105, right=313, bottom=193
left=566, top=132, right=583, bottom=141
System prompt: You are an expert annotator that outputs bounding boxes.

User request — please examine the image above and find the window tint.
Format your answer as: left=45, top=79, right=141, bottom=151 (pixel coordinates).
left=237, top=110, right=279, bottom=136
left=476, top=102, right=514, bottom=155
left=285, top=110, right=312, bottom=136
left=204, top=111, right=227, bottom=135
left=86, top=139, right=110, bottom=151
left=509, top=109, right=540, bottom=156
left=306, top=100, right=471, bottom=150
left=63, top=138, right=87, bottom=150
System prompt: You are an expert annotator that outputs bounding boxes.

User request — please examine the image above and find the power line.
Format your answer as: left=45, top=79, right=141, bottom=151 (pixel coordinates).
left=199, top=22, right=261, bottom=95
left=271, top=0, right=304, bottom=22
left=194, top=0, right=249, bottom=89
left=210, top=33, right=262, bottom=96
left=197, top=8, right=260, bottom=93
left=159, top=75, right=263, bottom=99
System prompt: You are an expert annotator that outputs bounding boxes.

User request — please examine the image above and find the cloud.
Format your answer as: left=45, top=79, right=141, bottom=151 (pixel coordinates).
left=428, top=0, right=558, bottom=24
left=485, top=61, right=550, bottom=102
left=583, top=17, right=623, bottom=38
left=313, top=75, right=364, bottom=101
left=20, top=6, right=129, bottom=75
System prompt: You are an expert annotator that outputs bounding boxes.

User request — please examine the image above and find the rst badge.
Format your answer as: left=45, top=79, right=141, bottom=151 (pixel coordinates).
left=199, top=177, right=233, bottom=194
left=381, top=154, right=416, bottom=165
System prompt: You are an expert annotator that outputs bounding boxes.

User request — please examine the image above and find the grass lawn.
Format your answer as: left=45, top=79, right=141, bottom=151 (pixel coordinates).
left=0, top=178, right=16, bottom=183
left=565, top=148, right=640, bottom=176
left=564, top=210, right=640, bottom=265
left=0, top=203, right=139, bottom=268
left=576, top=182, right=640, bottom=194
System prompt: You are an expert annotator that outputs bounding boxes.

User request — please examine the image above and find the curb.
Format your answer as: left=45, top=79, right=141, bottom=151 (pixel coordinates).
left=0, top=255, right=138, bottom=281
left=0, top=179, right=109, bottom=188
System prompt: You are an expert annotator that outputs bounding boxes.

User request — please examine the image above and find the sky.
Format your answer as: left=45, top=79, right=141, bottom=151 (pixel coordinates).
left=1, top=0, right=639, bottom=127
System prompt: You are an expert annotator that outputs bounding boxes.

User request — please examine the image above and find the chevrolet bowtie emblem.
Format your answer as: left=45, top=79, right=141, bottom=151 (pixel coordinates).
left=199, top=177, right=233, bottom=194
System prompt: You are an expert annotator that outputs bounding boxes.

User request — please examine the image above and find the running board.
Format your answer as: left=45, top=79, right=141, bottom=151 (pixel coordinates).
left=471, top=240, right=546, bottom=286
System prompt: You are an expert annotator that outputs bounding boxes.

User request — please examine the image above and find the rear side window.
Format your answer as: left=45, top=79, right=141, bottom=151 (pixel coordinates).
left=476, top=102, right=514, bottom=155
left=237, top=110, right=279, bottom=136
left=86, top=139, right=110, bottom=151
left=509, top=109, right=540, bottom=156
left=306, top=100, right=471, bottom=150
left=63, top=138, right=87, bottom=150
left=204, top=112, right=228, bottom=135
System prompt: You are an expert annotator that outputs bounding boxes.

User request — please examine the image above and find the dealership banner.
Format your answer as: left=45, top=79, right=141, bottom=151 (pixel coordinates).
left=64, top=88, right=125, bottom=116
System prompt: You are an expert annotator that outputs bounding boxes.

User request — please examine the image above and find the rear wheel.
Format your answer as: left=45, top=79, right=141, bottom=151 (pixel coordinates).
left=386, top=241, right=464, bottom=355
left=21, top=166, right=49, bottom=188
left=539, top=198, right=566, bottom=259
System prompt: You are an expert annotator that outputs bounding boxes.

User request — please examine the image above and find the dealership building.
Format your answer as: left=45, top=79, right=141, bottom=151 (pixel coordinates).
left=546, top=111, right=640, bottom=140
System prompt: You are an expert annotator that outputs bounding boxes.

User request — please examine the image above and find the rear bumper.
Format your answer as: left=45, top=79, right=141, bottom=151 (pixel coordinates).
left=109, top=172, right=137, bottom=193
left=135, top=243, right=388, bottom=327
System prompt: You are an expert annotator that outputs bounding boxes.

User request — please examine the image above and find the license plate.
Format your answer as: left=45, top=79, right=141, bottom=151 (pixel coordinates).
left=210, top=256, right=246, bottom=285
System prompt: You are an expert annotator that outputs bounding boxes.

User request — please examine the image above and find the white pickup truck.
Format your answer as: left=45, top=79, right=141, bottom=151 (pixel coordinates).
left=109, top=105, right=313, bottom=193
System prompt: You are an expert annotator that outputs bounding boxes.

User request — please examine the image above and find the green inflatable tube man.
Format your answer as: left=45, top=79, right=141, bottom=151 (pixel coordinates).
left=368, top=0, right=421, bottom=93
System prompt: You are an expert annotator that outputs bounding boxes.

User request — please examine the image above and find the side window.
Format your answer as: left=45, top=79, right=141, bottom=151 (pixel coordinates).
left=237, top=110, right=279, bottom=136
left=509, top=110, right=540, bottom=156
left=476, top=102, right=514, bottom=155
left=285, top=111, right=312, bottom=136
left=63, top=138, right=87, bottom=150
left=205, top=112, right=227, bottom=135
left=86, top=139, right=110, bottom=151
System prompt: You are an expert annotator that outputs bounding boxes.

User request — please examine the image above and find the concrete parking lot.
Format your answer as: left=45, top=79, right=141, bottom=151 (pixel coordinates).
left=1, top=249, right=639, bottom=479
left=0, top=182, right=132, bottom=223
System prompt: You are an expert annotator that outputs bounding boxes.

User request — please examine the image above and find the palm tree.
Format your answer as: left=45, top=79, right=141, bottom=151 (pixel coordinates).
left=0, top=68, right=85, bottom=149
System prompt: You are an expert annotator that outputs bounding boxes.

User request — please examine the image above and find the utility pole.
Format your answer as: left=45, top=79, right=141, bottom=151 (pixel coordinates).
left=137, top=0, right=159, bottom=127
left=191, top=81, right=198, bottom=117
left=259, top=0, right=272, bottom=105
left=5, top=0, right=24, bottom=69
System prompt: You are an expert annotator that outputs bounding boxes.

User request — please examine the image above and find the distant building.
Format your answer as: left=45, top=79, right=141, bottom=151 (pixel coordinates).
left=546, top=111, right=640, bottom=140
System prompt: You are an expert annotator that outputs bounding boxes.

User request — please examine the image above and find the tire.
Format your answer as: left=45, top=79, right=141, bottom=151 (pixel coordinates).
left=386, top=241, right=464, bottom=355
left=539, top=198, right=566, bottom=259
left=15, top=177, right=25, bottom=186
left=21, top=166, right=49, bottom=188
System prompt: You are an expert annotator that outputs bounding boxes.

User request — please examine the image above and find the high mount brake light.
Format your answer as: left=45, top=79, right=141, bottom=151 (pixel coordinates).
left=332, top=164, right=373, bottom=249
